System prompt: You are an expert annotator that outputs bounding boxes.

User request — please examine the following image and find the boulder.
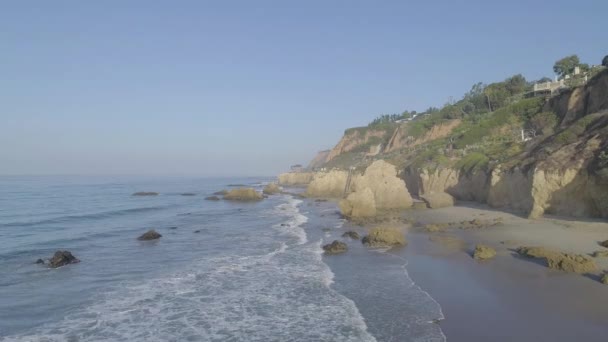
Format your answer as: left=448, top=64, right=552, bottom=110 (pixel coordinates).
left=517, top=246, right=597, bottom=273
left=194, top=230, right=201, bottom=233
left=351, top=160, right=413, bottom=210
left=48, top=250, right=80, bottom=268
left=322, top=240, right=348, bottom=254
left=412, top=201, right=428, bottom=210
left=339, top=187, right=377, bottom=218
left=601, top=274, right=608, bottom=285
left=592, top=250, right=608, bottom=258
left=180, top=193, right=196, bottom=196
left=213, top=190, right=228, bottom=196
left=341, top=231, right=360, bottom=239
left=420, top=192, right=454, bottom=209
left=138, top=229, right=162, bottom=241
left=362, top=227, right=406, bottom=247
left=132, top=192, right=158, bottom=196
left=473, top=244, right=496, bottom=260
left=599, top=240, right=608, bottom=248
left=205, top=196, right=221, bottom=201
left=223, top=188, right=263, bottom=201
left=35, top=259, right=45, bottom=264
left=263, top=183, right=281, bottom=195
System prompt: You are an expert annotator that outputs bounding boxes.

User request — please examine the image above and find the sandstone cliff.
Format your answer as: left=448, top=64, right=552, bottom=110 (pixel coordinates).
left=325, top=127, right=393, bottom=163
left=304, top=170, right=351, bottom=198
left=278, top=172, right=314, bottom=186
left=307, top=150, right=330, bottom=169
left=384, top=119, right=461, bottom=153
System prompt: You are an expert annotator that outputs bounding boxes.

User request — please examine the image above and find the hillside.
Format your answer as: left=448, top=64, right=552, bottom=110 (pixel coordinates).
left=306, top=67, right=608, bottom=219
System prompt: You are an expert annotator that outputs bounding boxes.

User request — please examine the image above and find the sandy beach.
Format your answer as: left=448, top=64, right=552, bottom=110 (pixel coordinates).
left=396, top=202, right=608, bottom=341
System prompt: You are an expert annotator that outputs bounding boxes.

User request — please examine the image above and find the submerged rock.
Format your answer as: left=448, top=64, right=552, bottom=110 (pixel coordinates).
left=180, top=193, right=196, bottom=196
left=322, top=240, right=348, bottom=254
left=341, top=231, right=360, bottom=239
left=48, top=251, right=80, bottom=268
left=263, top=183, right=281, bottom=195
left=517, top=246, right=597, bottom=273
left=473, top=244, right=496, bottom=260
left=362, top=227, right=406, bottom=247
left=194, top=230, right=201, bottom=233
left=205, top=196, right=221, bottom=201
left=132, top=192, right=158, bottom=196
left=223, top=188, right=263, bottom=201
left=213, top=190, right=228, bottom=196
left=138, top=229, right=162, bottom=241
left=420, top=192, right=454, bottom=209
left=35, top=259, right=45, bottom=264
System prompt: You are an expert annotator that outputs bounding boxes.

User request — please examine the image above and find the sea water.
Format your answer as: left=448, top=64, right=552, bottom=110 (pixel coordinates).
left=0, top=176, right=444, bottom=341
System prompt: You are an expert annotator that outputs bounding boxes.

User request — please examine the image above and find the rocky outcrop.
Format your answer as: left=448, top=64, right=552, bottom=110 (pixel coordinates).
left=473, top=244, right=496, bottom=260
left=420, top=192, right=454, bottom=209
left=592, top=251, right=608, bottom=258
left=322, top=240, right=348, bottom=254
left=278, top=172, right=314, bottom=186
left=213, top=190, right=228, bottom=196
left=338, top=160, right=413, bottom=218
left=132, top=192, right=158, bottom=196
left=342, top=231, right=360, bottom=239
left=600, top=240, right=608, bottom=248
left=339, top=188, right=376, bottom=218
left=48, top=251, right=80, bottom=268
left=517, top=246, right=597, bottom=273
left=305, top=170, right=350, bottom=198
left=180, top=193, right=196, bottom=196
left=138, top=229, right=162, bottom=241
left=223, top=188, right=263, bottom=201
left=362, top=227, right=406, bottom=247
left=263, top=183, right=281, bottom=195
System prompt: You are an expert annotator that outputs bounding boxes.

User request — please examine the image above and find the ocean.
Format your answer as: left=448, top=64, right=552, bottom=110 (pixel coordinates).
left=0, top=176, right=444, bottom=341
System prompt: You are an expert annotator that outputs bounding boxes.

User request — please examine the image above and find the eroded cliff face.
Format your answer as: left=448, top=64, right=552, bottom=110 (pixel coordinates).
left=325, top=128, right=390, bottom=163
left=385, top=119, right=461, bottom=153
left=307, top=150, right=330, bottom=169
left=277, top=172, right=314, bottom=186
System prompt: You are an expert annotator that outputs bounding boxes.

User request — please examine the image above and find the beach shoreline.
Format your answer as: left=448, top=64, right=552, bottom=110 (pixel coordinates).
left=315, top=197, right=608, bottom=341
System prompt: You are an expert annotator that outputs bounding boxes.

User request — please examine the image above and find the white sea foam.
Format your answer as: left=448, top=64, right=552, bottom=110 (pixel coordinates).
left=4, top=195, right=377, bottom=342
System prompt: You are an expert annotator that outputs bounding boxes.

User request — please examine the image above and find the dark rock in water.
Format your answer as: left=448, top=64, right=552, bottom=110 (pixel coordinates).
left=213, top=190, right=228, bottom=196
left=314, top=199, right=328, bottom=203
left=321, top=227, right=331, bottom=232
left=169, top=226, right=178, bottom=230
left=138, top=229, right=162, bottom=241
left=599, top=240, right=608, bottom=248
left=281, top=223, right=289, bottom=227
left=227, top=184, right=247, bottom=187
left=342, top=231, right=360, bottom=239
left=48, top=251, right=80, bottom=268
left=132, top=192, right=159, bottom=196
left=205, top=196, right=221, bottom=201
left=180, top=193, right=196, bottom=196
left=194, top=230, right=201, bottom=233
left=35, top=259, right=45, bottom=264
left=322, top=240, right=348, bottom=254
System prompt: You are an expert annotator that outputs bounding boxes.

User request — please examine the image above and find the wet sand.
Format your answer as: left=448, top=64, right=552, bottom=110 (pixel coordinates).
left=397, top=202, right=608, bottom=341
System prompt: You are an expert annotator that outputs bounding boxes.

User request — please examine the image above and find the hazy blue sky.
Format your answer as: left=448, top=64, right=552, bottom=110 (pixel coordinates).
left=1, top=1, right=606, bottom=176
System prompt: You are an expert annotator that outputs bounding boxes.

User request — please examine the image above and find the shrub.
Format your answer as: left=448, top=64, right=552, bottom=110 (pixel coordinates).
left=456, top=152, right=489, bottom=173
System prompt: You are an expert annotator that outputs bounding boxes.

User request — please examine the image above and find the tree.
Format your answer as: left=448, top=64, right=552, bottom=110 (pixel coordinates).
left=553, top=55, right=580, bottom=78
left=602, top=55, right=608, bottom=67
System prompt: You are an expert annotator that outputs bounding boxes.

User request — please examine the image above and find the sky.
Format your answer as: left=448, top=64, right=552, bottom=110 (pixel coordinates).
left=1, top=0, right=606, bottom=176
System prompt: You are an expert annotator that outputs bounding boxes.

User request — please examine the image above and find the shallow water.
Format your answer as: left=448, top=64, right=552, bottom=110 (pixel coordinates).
left=0, top=176, right=444, bottom=341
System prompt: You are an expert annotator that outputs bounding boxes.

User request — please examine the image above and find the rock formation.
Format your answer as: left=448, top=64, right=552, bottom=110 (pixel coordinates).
left=278, top=172, right=314, bottom=186
left=473, top=244, right=496, bottom=260
left=48, top=250, right=80, bottom=268
left=180, top=193, right=196, bottom=196
left=362, top=227, right=406, bottom=247
left=420, top=192, right=454, bottom=209
left=223, top=188, right=263, bottom=201
left=322, top=240, right=348, bottom=254
left=341, top=231, right=360, bottom=239
left=339, top=187, right=376, bottom=218
left=517, top=246, right=597, bottom=273
left=350, top=160, right=413, bottom=210
left=138, top=229, right=162, bottom=241
left=263, top=183, right=281, bottom=195
left=305, top=170, right=350, bottom=198
left=213, top=190, right=228, bottom=195
left=132, top=192, right=158, bottom=196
